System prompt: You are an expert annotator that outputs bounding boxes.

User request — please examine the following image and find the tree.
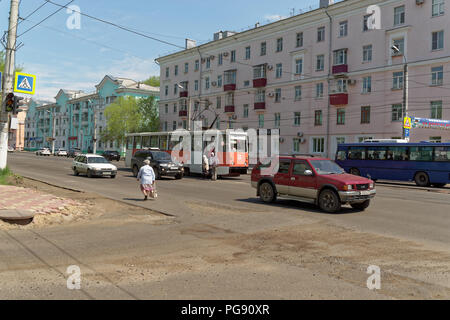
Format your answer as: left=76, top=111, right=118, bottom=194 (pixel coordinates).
left=137, top=96, right=160, bottom=132
left=143, top=76, right=160, bottom=87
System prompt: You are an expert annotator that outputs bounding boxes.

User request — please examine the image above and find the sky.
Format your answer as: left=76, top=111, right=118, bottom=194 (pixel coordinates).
left=0, top=0, right=322, bottom=101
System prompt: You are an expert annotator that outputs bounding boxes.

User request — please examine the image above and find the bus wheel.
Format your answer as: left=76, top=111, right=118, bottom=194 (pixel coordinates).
left=414, top=172, right=430, bottom=187
left=350, top=168, right=360, bottom=176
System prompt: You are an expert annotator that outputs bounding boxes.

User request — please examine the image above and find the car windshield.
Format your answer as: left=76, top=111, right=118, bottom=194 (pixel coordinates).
left=88, top=157, right=109, bottom=164
left=152, top=152, right=171, bottom=161
left=309, top=160, right=345, bottom=175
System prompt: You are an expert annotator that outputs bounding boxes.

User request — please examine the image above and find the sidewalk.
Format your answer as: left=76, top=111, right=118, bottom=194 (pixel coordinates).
left=0, top=185, right=78, bottom=214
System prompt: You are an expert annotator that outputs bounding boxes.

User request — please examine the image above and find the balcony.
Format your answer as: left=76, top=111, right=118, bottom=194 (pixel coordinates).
left=179, top=110, right=188, bottom=117
left=332, top=64, right=348, bottom=75
left=329, top=93, right=349, bottom=106
left=180, top=91, right=188, bottom=98
left=224, top=83, right=236, bottom=91
left=253, top=78, right=267, bottom=88
left=224, top=105, right=235, bottom=113
left=254, top=102, right=266, bottom=110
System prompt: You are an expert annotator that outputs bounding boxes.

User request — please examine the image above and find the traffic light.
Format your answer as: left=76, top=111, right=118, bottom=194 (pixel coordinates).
left=14, top=96, right=27, bottom=114
left=4, top=93, right=15, bottom=113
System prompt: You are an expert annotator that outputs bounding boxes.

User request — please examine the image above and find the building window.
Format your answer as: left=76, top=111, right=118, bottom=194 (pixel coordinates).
left=431, top=101, right=443, bottom=119
left=274, top=113, right=281, bottom=128
left=276, top=38, right=283, bottom=52
left=314, top=110, right=323, bottom=126
left=276, top=63, right=282, bottom=78
left=392, top=38, right=405, bottom=55
left=253, top=64, right=266, bottom=79
left=165, top=85, right=168, bottom=96
left=163, top=122, right=167, bottom=131
left=258, top=114, right=264, bottom=128
left=363, top=14, right=372, bottom=31
left=205, top=77, right=210, bottom=89
left=174, top=84, right=178, bottom=95
left=245, top=46, right=251, bottom=60
left=361, top=106, right=371, bottom=124
left=255, top=89, right=265, bottom=103
left=316, top=55, right=325, bottom=71
left=337, top=108, right=345, bottom=125
left=432, top=0, right=445, bottom=16
left=164, top=104, right=168, bottom=114
left=317, top=27, right=325, bottom=42
left=172, top=121, right=177, bottom=130
left=173, top=103, right=177, bottom=113
left=261, top=42, right=267, bottom=56
left=195, top=80, right=199, bottom=91
left=274, top=88, right=281, bottom=102
left=184, top=63, right=189, bottom=73
left=174, top=65, right=179, bottom=76
left=392, top=104, right=403, bottom=121
left=224, top=70, right=236, bottom=85
left=195, top=60, right=199, bottom=71
left=218, top=53, right=223, bottom=65
left=432, top=31, right=444, bottom=50
left=294, top=112, right=301, bottom=126
left=431, top=66, right=444, bottom=85
left=394, top=5, right=405, bottom=26
left=363, top=45, right=372, bottom=62
left=293, top=139, right=300, bottom=153
left=217, top=75, right=222, bottom=87
left=216, top=119, right=220, bottom=130
left=295, top=58, right=303, bottom=74
left=333, top=49, right=347, bottom=65
left=294, top=86, right=302, bottom=101
left=362, top=76, right=372, bottom=93
left=243, top=104, right=249, bottom=118
left=217, top=96, right=222, bottom=109
left=165, top=67, right=169, bottom=78
left=231, top=50, right=236, bottom=62
left=296, top=32, right=303, bottom=47
left=429, top=136, right=442, bottom=143
left=339, top=21, right=348, bottom=37
left=393, top=71, right=404, bottom=89
left=312, top=138, right=325, bottom=153
left=206, top=57, right=211, bottom=69
left=316, top=83, right=324, bottom=98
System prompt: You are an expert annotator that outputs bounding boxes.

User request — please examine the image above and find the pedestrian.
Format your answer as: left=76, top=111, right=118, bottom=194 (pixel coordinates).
left=202, top=154, right=209, bottom=179
left=209, top=152, right=218, bottom=181
left=137, top=160, right=156, bottom=200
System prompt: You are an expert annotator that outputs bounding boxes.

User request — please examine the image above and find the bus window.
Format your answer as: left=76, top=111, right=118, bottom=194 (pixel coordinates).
left=366, top=146, right=386, bottom=160
left=348, top=147, right=366, bottom=160
left=434, top=147, right=450, bottom=161
left=410, top=146, right=433, bottom=161
left=336, top=150, right=347, bottom=161
left=142, top=136, right=150, bottom=148
left=388, top=146, right=409, bottom=161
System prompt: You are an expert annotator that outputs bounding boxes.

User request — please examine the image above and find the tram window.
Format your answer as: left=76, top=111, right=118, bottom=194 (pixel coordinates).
left=142, top=136, right=150, bottom=148
left=135, top=136, right=142, bottom=149
left=127, top=137, right=133, bottom=149
left=150, top=136, right=159, bottom=148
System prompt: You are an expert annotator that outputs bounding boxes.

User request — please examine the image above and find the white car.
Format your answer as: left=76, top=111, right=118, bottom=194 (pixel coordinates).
left=72, top=154, right=117, bottom=178
left=55, top=149, right=68, bottom=157
left=36, top=148, right=51, bottom=156
left=7, top=146, right=14, bottom=153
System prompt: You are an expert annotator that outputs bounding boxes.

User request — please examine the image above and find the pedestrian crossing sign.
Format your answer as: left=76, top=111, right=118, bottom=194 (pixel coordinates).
left=404, top=117, right=412, bottom=129
left=14, top=72, right=36, bottom=95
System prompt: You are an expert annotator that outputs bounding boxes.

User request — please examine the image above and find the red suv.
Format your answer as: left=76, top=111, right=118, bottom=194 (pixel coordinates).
left=251, top=155, right=376, bottom=213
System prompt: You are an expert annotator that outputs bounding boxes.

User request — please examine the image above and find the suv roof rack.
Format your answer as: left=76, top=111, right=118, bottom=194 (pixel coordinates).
left=279, top=153, right=317, bottom=158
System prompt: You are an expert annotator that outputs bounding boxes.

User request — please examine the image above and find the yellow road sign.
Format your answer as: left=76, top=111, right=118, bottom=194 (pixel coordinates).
left=14, top=72, right=36, bottom=95
left=404, top=117, right=412, bottom=129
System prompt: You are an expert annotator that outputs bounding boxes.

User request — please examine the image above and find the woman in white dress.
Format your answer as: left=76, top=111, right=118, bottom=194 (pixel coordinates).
left=137, top=160, right=156, bottom=200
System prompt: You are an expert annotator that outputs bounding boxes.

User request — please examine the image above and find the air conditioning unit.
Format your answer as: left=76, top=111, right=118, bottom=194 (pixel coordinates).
left=210, top=55, right=215, bottom=60
left=212, top=81, right=217, bottom=87
left=201, top=58, right=206, bottom=63
left=348, top=79, right=357, bottom=85
left=300, top=138, right=306, bottom=144
left=416, top=0, right=424, bottom=5
left=232, top=115, right=238, bottom=120
left=223, top=52, right=229, bottom=57
left=268, top=92, right=275, bottom=97
left=279, top=137, right=285, bottom=143
left=267, top=65, right=274, bottom=71
left=297, top=132, right=304, bottom=137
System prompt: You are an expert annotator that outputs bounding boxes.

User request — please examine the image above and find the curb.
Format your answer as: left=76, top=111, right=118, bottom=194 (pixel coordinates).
left=377, top=182, right=450, bottom=194
left=19, top=175, right=176, bottom=218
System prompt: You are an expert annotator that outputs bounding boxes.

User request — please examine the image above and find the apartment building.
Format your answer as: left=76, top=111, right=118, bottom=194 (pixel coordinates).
left=24, top=75, right=159, bottom=153
left=156, top=0, right=450, bottom=157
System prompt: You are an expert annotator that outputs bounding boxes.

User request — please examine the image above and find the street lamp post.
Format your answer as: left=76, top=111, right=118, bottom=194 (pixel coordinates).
left=392, top=45, right=408, bottom=140
left=46, top=110, right=56, bottom=154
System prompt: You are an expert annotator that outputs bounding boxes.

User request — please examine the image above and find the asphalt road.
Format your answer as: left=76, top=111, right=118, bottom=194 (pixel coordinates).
left=1, top=152, right=449, bottom=299
left=7, top=152, right=450, bottom=248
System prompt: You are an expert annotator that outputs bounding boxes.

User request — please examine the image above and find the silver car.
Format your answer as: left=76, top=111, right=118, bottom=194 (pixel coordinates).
left=72, top=154, right=118, bottom=178
left=36, top=148, right=51, bottom=156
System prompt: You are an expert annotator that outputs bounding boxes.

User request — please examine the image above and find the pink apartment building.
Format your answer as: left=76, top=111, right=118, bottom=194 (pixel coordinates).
left=156, top=0, right=450, bottom=157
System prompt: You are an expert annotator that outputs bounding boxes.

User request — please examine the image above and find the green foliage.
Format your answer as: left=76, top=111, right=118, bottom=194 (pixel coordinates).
left=102, top=96, right=160, bottom=143
left=0, top=50, right=24, bottom=100
left=143, top=76, right=160, bottom=87
left=0, top=167, right=12, bottom=185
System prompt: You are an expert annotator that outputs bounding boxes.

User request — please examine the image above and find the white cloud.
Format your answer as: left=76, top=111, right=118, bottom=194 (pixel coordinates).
left=264, top=14, right=288, bottom=22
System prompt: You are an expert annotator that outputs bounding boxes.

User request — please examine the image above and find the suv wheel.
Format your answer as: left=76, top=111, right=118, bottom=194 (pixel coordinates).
left=175, top=173, right=183, bottom=180
left=87, top=169, right=93, bottom=178
left=351, top=200, right=370, bottom=211
left=154, top=168, right=161, bottom=180
left=318, top=189, right=341, bottom=213
left=73, top=168, right=79, bottom=176
left=132, top=165, right=139, bottom=177
left=414, top=172, right=430, bottom=187
left=259, top=182, right=276, bottom=203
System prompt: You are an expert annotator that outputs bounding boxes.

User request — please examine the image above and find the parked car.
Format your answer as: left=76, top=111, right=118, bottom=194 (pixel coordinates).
left=7, top=146, right=14, bottom=153
left=72, top=154, right=117, bottom=178
left=67, top=148, right=81, bottom=158
left=36, top=148, right=51, bottom=156
left=131, top=150, right=183, bottom=180
left=102, top=150, right=121, bottom=161
left=55, top=148, right=68, bottom=157
left=251, top=155, right=376, bottom=213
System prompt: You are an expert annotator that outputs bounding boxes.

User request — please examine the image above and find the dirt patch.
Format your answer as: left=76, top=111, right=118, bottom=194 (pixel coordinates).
left=0, top=177, right=168, bottom=229
left=186, top=200, right=263, bottom=215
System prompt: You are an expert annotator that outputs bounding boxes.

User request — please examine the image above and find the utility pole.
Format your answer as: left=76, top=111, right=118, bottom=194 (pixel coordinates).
left=93, top=102, right=97, bottom=154
left=402, top=62, right=409, bottom=140
left=0, top=0, right=20, bottom=169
